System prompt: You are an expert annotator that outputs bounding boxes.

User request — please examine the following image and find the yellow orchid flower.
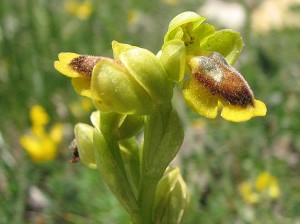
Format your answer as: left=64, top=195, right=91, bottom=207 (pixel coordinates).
left=54, top=53, right=112, bottom=98
left=183, top=52, right=267, bottom=122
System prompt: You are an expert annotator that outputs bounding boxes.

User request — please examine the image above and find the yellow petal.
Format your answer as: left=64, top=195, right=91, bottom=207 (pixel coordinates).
left=54, top=52, right=81, bottom=78
left=183, top=76, right=218, bottom=119
left=30, top=105, right=49, bottom=127
left=20, top=135, right=57, bottom=162
left=221, top=99, right=267, bottom=122
left=71, top=77, right=92, bottom=98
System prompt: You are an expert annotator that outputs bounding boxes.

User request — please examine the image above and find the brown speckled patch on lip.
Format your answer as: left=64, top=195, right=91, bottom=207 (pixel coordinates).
left=193, top=53, right=254, bottom=107
left=69, top=55, right=104, bottom=78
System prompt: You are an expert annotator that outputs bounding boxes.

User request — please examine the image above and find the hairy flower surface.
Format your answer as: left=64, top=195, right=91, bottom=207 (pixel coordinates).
left=54, top=53, right=110, bottom=98
left=183, top=52, right=266, bottom=122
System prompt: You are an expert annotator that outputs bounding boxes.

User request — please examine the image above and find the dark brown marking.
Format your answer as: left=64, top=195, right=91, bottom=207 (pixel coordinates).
left=69, top=56, right=104, bottom=78
left=194, top=60, right=254, bottom=107
left=69, top=139, right=80, bottom=163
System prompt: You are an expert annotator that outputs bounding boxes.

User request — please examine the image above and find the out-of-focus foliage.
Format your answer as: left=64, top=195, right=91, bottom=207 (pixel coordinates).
left=1, top=0, right=300, bottom=223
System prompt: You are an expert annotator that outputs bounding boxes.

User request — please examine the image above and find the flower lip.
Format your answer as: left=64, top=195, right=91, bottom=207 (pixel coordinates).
left=69, top=55, right=104, bottom=78
left=190, top=52, right=254, bottom=107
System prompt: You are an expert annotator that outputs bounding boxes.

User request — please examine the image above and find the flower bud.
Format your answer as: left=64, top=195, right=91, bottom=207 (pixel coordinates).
left=74, top=123, right=97, bottom=168
left=153, top=167, right=189, bottom=224
left=164, top=11, right=205, bottom=43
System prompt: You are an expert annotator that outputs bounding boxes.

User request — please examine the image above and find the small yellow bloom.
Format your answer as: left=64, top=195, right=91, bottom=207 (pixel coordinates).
left=255, top=172, right=280, bottom=199
left=239, top=172, right=280, bottom=205
left=20, top=134, right=57, bottom=162
left=20, top=105, right=63, bottom=163
left=239, top=181, right=259, bottom=204
left=183, top=52, right=267, bottom=122
left=64, top=0, right=93, bottom=20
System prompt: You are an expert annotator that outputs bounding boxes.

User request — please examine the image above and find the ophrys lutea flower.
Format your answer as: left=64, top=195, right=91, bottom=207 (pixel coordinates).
left=183, top=52, right=266, bottom=122
left=54, top=42, right=172, bottom=115
left=160, top=11, right=266, bottom=122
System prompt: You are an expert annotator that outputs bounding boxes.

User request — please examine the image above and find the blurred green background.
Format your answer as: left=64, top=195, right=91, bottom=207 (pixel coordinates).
left=1, top=0, right=300, bottom=223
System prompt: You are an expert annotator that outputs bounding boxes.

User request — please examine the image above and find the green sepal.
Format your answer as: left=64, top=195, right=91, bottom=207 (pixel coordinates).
left=159, top=39, right=186, bottom=84
left=74, top=123, right=97, bottom=169
left=91, top=59, right=155, bottom=115
left=116, top=42, right=173, bottom=105
left=201, top=29, right=243, bottom=65
left=195, top=23, right=216, bottom=46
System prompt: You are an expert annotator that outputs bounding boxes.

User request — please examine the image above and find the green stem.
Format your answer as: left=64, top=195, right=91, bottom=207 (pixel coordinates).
left=138, top=174, right=161, bottom=224
left=136, top=104, right=180, bottom=223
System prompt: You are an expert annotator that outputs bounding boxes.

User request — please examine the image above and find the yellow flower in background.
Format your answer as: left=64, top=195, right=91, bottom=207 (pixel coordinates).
left=20, top=105, right=63, bottom=163
left=127, top=9, right=139, bottom=27
left=239, top=171, right=280, bottom=205
left=255, top=172, right=280, bottom=199
left=64, top=0, right=93, bottom=20
left=239, top=181, right=259, bottom=204
left=20, top=134, right=57, bottom=162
